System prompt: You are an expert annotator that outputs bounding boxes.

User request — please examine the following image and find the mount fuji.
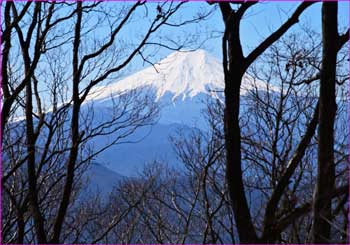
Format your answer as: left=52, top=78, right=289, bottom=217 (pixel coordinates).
left=84, top=49, right=274, bottom=177
left=86, top=49, right=275, bottom=126
left=86, top=49, right=224, bottom=126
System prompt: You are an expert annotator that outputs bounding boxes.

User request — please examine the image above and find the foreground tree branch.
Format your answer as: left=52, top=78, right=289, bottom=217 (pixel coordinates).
left=217, top=1, right=316, bottom=242
left=312, top=2, right=338, bottom=243
left=261, top=102, right=319, bottom=242
left=51, top=2, right=83, bottom=243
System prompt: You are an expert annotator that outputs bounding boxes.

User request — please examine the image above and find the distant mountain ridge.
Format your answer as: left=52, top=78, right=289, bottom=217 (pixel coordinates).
left=86, top=49, right=224, bottom=103
left=82, top=49, right=281, bottom=177
left=85, top=49, right=277, bottom=126
left=87, top=49, right=278, bottom=103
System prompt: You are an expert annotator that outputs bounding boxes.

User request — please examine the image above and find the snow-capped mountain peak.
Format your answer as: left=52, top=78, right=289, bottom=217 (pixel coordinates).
left=80, top=50, right=280, bottom=175
left=87, top=49, right=224, bottom=102
left=86, top=49, right=279, bottom=104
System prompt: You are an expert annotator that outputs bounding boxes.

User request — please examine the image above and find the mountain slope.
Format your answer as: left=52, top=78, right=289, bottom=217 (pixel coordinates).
left=83, top=49, right=279, bottom=176
left=87, top=49, right=278, bottom=103
left=87, top=50, right=224, bottom=102
left=83, top=162, right=125, bottom=195
left=86, top=49, right=277, bottom=126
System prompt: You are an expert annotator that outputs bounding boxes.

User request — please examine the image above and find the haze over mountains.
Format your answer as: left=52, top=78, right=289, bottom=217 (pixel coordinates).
left=86, top=49, right=276, bottom=125
left=84, top=49, right=274, bottom=179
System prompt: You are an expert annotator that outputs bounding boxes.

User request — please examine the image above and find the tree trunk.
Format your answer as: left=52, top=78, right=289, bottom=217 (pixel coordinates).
left=224, top=73, right=258, bottom=243
left=222, top=16, right=258, bottom=241
left=312, top=2, right=338, bottom=243
left=26, top=76, right=47, bottom=244
left=51, top=2, right=82, bottom=242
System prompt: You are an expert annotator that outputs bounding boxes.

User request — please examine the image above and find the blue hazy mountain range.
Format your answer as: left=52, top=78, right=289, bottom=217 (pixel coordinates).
left=84, top=50, right=277, bottom=179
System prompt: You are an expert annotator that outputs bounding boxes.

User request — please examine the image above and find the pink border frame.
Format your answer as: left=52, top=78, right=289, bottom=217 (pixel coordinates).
left=0, top=0, right=349, bottom=244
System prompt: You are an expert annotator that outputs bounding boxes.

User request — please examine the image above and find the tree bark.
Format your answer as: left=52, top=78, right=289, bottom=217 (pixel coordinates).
left=220, top=5, right=258, bottom=242
left=312, top=2, right=338, bottom=243
left=51, top=2, right=82, bottom=242
left=21, top=3, right=48, bottom=243
left=25, top=60, right=47, bottom=245
left=218, top=2, right=315, bottom=243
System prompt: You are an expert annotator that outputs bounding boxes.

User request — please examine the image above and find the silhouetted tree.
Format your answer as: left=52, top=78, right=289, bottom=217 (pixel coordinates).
left=2, top=1, right=212, bottom=243
left=312, top=2, right=344, bottom=243
left=214, top=2, right=316, bottom=242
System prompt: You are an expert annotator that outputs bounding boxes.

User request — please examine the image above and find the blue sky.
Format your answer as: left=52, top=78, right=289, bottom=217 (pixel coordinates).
left=8, top=1, right=347, bottom=103
left=127, top=1, right=349, bottom=74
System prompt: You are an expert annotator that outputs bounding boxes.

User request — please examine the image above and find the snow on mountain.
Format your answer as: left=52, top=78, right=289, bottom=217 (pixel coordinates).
left=86, top=49, right=278, bottom=104
left=85, top=49, right=278, bottom=126
left=87, top=49, right=223, bottom=102
left=82, top=49, right=280, bottom=176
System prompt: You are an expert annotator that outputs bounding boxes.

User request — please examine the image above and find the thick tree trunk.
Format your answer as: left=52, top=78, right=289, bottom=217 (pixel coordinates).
left=221, top=9, right=258, bottom=242
left=1, top=3, right=12, bottom=140
left=312, top=2, right=338, bottom=243
left=218, top=3, right=316, bottom=242
left=224, top=74, right=258, bottom=243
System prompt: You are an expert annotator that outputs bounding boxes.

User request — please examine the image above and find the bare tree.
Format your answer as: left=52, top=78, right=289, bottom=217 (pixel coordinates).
left=3, top=2, right=349, bottom=244
left=210, top=1, right=349, bottom=242
left=2, top=1, right=214, bottom=243
left=242, top=29, right=348, bottom=243
left=211, top=2, right=316, bottom=242
left=312, top=2, right=340, bottom=243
